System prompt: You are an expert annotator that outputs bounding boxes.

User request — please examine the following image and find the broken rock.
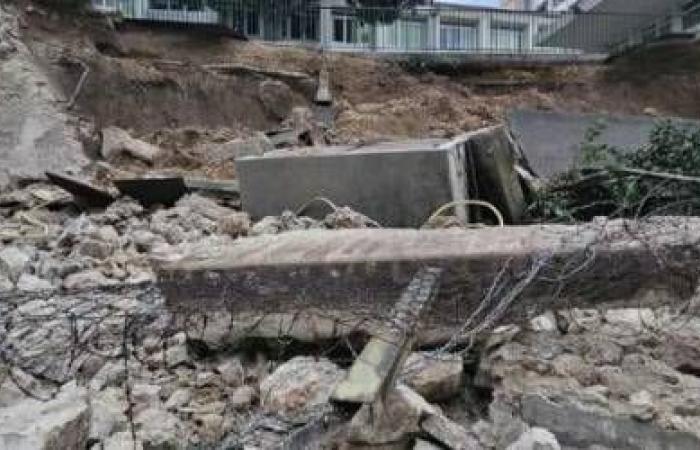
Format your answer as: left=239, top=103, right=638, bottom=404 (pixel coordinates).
left=260, top=356, right=344, bottom=417
left=402, top=352, right=463, bottom=402
left=506, top=427, right=561, bottom=450
left=16, top=273, right=53, bottom=291
left=0, top=383, right=90, bottom=450
left=347, top=384, right=434, bottom=446
left=101, top=126, right=162, bottom=164
left=0, top=245, right=33, bottom=282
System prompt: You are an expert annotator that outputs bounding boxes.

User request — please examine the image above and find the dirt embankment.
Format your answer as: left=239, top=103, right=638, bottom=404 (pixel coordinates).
left=18, top=5, right=700, bottom=148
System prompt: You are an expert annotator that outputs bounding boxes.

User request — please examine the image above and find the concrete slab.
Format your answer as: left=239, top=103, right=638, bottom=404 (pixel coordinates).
left=158, top=218, right=700, bottom=333
left=237, top=141, right=466, bottom=228
left=507, top=109, right=699, bottom=179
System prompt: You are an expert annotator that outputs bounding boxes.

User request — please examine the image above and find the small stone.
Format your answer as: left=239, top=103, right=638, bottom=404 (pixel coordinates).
left=260, top=356, right=344, bottom=417
left=77, top=238, right=113, bottom=260
left=134, top=408, right=185, bottom=450
left=421, top=411, right=482, bottom=450
left=603, top=308, right=656, bottom=331
left=90, top=361, right=127, bottom=391
left=101, top=126, right=161, bottom=164
left=530, top=311, right=557, bottom=332
left=217, top=358, right=245, bottom=387
left=414, top=438, right=443, bottom=450
left=63, top=269, right=116, bottom=290
left=165, top=344, right=190, bottom=369
left=229, top=385, right=256, bottom=410
left=402, top=352, right=463, bottom=402
left=0, top=274, right=13, bottom=291
left=16, top=273, right=53, bottom=292
left=103, top=431, right=144, bottom=450
left=217, top=212, right=251, bottom=237
left=0, top=383, right=90, bottom=450
left=131, top=383, right=163, bottom=412
left=90, top=387, right=127, bottom=442
left=347, top=385, right=434, bottom=445
left=195, top=371, right=220, bottom=388
left=96, top=225, right=120, bottom=243
left=506, top=427, right=561, bottom=450
left=194, top=413, right=225, bottom=442
left=165, top=388, right=192, bottom=410
left=0, top=245, right=33, bottom=282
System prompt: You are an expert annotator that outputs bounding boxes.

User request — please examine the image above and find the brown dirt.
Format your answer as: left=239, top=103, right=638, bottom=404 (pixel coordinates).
left=14, top=4, right=700, bottom=177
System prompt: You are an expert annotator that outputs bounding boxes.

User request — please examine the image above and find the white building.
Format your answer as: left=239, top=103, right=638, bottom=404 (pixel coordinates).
left=87, top=0, right=598, bottom=56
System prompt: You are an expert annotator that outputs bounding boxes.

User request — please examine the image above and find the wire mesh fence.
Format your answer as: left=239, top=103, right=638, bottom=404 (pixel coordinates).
left=90, top=0, right=668, bottom=57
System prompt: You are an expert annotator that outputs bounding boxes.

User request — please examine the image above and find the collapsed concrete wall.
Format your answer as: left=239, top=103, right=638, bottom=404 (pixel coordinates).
left=159, top=217, right=700, bottom=338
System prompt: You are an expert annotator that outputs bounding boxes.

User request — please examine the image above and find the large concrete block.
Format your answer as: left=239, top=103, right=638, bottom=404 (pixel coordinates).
left=158, top=218, right=700, bottom=335
left=236, top=140, right=466, bottom=228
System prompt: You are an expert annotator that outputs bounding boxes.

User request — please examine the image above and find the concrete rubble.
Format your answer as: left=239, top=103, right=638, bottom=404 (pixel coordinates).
left=2, top=3, right=700, bottom=450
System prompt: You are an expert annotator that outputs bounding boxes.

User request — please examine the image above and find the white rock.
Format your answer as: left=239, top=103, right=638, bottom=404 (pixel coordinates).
left=506, top=427, right=561, bottom=450
left=604, top=308, right=656, bottom=331
left=530, top=311, right=558, bottom=332
left=0, top=383, right=90, bottom=450
left=0, top=245, right=32, bottom=281
left=165, top=388, right=191, bottom=410
left=229, top=385, right=256, bottom=410
left=0, top=273, right=13, bottom=291
left=414, top=438, right=443, bottom=450
left=217, top=358, right=245, bottom=387
left=165, top=343, right=190, bottom=369
left=260, top=356, right=344, bottom=417
left=131, top=384, right=163, bottom=412
left=104, top=431, right=144, bottom=450
left=101, top=126, right=161, bottom=164
left=16, top=273, right=53, bottom=291
left=402, top=352, right=463, bottom=402
left=90, top=361, right=127, bottom=391
left=134, top=408, right=185, bottom=450
left=90, top=387, right=126, bottom=442
left=63, top=269, right=116, bottom=290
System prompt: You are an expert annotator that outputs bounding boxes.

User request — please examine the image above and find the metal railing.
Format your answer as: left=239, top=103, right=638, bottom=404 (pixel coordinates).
left=94, top=1, right=664, bottom=58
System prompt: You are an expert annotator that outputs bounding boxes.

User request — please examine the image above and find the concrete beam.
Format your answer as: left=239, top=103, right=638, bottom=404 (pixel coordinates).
left=159, top=218, right=700, bottom=333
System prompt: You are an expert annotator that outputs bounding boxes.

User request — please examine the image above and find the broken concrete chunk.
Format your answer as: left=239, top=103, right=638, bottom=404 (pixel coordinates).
left=101, top=126, right=162, bottom=164
left=346, top=384, right=435, bottom=446
left=402, top=352, right=463, bottom=402
left=16, top=273, right=53, bottom=291
left=134, top=407, right=185, bottom=450
left=216, top=132, right=273, bottom=162
left=258, top=79, right=294, bottom=120
left=463, top=125, right=526, bottom=223
left=0, top=383, right=90, bottom=450
left=422, top=411, right=483, bottom=450
left=506, top=427, right=561, bottom=450
left=45, top=171, right=115, bottom=208
left=259, top=356, right=344, bottom=418
left=0, top=245, right=33, bottom=282
left=63, top=269, right=116, bottom=290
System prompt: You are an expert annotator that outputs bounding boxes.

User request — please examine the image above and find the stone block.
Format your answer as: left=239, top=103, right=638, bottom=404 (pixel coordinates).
left=237, top=140, right=466, bottom=228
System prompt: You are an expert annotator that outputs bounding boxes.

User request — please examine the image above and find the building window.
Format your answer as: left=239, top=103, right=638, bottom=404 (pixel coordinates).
left=149, top=0, right=168, bottom=10
left=246, top=10, right=259, bottom=36
left=683, top=0, right=700, bottom=29
left=332, top=16, right=368, bottom=44
left=491, top=24, right=526, bottom=50
left=440, top=22, right=478, bottom=50
left=334, top=17, right=345, bottom=42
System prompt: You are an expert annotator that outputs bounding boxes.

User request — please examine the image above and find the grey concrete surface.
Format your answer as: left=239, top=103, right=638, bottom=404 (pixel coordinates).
left=507, top=109, right=699, bottom=179
left=237, top=141, right=465, bottom=228
left=159, top=218, right=700, bottom=333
